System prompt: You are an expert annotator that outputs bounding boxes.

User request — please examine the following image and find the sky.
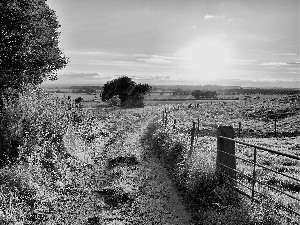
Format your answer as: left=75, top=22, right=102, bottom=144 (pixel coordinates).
left=43, top=0, right=300, bottom=88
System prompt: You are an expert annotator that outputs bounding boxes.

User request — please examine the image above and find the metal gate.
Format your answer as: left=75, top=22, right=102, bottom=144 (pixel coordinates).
left=216, top=126, right=300, bottom=222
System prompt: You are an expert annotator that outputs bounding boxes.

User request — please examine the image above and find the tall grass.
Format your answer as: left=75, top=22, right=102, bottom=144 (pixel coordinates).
left=0, top=85, right=101, bottom=224
left=140, top=120, right=295, bottom=224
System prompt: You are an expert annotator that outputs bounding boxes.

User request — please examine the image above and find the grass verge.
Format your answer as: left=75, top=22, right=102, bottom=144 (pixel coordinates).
left=140, top=120, right=297, bottom=224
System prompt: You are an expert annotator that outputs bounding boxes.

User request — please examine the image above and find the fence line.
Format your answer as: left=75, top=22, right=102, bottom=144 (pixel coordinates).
left=160, top=102, right=290, bottom=142
left=217, top=126, right=300, bottom=220
left=158, top=107, right=300, bottom=220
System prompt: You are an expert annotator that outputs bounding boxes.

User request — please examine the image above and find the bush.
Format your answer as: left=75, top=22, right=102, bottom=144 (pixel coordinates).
left=75, top=97, right=83, bottom=104
left=0, top=86, right=74, bottom=166
left=108, top=95, right=121, bottom=107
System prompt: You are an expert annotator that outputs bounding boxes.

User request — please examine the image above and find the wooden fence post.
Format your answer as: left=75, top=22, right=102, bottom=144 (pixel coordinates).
left=274, top=118, right=277, bottom=138
left=238, top=122, right=241, bottom=138
left=216, top=126, right=236, bottom=179
left=165, top=109, right=168, bottom=126
left=188, top=121, right=196, bottom=157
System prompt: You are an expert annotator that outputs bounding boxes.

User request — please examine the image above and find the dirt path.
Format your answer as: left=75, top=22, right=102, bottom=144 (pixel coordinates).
left=87, top=121, right=192, bottom=224
left=59, top=117, right=192, bottom=224
left=134, top=156, right=192, bottom=224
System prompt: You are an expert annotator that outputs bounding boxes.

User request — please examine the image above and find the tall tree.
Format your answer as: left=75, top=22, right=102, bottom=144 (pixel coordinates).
left=0, top=0, right=68, bottom=102
left=101, top=76, right=135, bottom=105
left=101, top=76, right=151, bottom=107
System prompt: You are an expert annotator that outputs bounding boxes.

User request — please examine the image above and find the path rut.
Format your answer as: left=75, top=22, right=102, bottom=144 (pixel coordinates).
left=89, top=121, right=192, bottom=224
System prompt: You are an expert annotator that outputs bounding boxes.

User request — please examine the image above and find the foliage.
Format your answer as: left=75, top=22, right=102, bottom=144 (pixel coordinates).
left=101, top=76, right=151, bottom=107
left=0, top=85, right=74, bottom=166
left=125, top=92, right=145, bottom=107
left=74, top=96, right=83, bottom=104
left=108, top=95, right=121, bottom=107
left=141, top=120, right=240, bottom=208
left=0, top=0, right=68, bottom=107
left=1, top=91, right=298, bottom=223
left=191, top=90, right=217, bottom=99
left=0, top=87, right=165, bottom=224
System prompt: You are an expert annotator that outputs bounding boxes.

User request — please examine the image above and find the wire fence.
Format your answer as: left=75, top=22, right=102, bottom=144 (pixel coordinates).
left=217, top=127, right=300, bottom=222
left=159, top=105, right=300, bottom=222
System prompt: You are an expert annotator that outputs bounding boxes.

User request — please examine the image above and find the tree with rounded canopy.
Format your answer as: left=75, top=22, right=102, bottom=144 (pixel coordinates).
left=101, top=76, right=151, bottom=107
left=0, top=0, right=68, bottom=106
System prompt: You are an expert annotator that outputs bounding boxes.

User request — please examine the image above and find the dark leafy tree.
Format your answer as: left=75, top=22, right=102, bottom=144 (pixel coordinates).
left=108, top=95, right=121, bottom=107
left=101, top=76, right=151, bottom=107
left=0, top=0, right=68, bottom=107
left=126, top=83, right=151, bottom=107
left=101, top=76, right=135, bottom=105
left=129, top=83, right=151, bottom=97
left=191, top=90, right=202, bottom=99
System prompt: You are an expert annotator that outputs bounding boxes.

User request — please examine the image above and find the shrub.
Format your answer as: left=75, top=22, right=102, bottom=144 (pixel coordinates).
left=108, top=95, right=121, bottom=107
left=0, top=85, right=74, bottom=166
left=75, top=97, right=83, bottom=104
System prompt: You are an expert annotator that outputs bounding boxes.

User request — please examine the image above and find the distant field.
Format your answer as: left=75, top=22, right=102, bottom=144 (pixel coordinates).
left=145, top=95, right=194, bottom=100
left=49, top=92, right=99, bottom=101
left=44, top=88, right=75, bottom=93
left=48, top=89, right=290, bottom=108
left=144, top=99, right=239, bottom=106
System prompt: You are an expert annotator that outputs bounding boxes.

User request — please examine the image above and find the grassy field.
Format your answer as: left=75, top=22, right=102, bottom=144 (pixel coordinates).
left=48, top=89, right=285, bottom=107
left=142, top=95, right=300, bottom=224
left=3, top=86, right=298, bottom=224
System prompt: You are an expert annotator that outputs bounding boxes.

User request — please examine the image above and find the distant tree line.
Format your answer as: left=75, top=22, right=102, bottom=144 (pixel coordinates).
left=172, top=88, right=191, bottom=95
left=71, top=87, right=97, bottom=94
left=191, top=90, right=217, bottom=99
left=224, top=88, right=300, bottom=95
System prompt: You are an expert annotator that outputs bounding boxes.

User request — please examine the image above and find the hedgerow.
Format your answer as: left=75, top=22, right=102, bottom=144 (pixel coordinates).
left=0, top=86, right=87, bottom=223
left=0, top=86, right=75, bottom=166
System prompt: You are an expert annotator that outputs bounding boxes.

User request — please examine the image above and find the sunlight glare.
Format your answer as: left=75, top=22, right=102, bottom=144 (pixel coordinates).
left=178, top=38, right=233, bottom=80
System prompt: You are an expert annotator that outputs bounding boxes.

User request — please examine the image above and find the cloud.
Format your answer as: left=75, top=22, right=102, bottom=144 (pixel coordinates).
left=138, top=58, right=173, bottom=64
left=65, top=50, right=110, bottom=56
left=58, top=73, right=111, bottom=80
left=272, top=53, right=298, bottom=56
left=260, top=62, right=288, bottom=66
left=203, top=14, right=233, bottom=21
left=129, top=75, right=170, bottom=80
left=287, top=61, right=300, bottom=65
left=231, top=59, right=258, bottom=65
left=136, top=55, right=179, bottom=64
left=217, top=78, right=300, bottom=88
left=204, top=15, right=215, bottom=19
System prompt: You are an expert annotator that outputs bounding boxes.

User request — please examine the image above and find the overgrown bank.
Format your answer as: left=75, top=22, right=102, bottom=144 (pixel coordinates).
left=140, top=119, right=295, bottom=224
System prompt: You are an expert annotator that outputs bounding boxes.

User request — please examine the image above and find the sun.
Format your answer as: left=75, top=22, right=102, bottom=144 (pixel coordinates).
left=178, top=38, right=233, bottom=80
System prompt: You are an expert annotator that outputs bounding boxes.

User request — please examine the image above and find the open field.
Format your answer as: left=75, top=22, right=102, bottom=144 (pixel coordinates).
left=146, top=94, right=300, bottom=224
left=50, top=92, right=100, bottom=101
left=2, top=86, right=299, bottom=224
left=47, top=88, right=292, bottom=108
